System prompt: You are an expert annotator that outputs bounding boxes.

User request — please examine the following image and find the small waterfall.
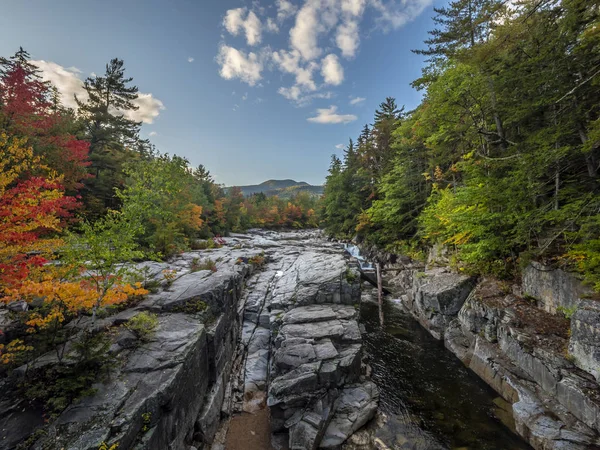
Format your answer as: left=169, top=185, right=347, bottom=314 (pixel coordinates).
left=343, top=243, right=374, bottom=271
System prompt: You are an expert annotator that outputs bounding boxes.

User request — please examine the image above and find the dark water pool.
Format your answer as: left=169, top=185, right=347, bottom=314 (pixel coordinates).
left=360, top=295, right=531, bottom=450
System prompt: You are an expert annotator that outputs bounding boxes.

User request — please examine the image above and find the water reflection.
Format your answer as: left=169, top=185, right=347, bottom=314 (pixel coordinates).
left=360, top=297, right=531, bottom=450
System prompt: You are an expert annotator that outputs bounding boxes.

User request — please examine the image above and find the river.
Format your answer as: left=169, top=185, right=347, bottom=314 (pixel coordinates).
left=358, top=286, right=531, bottom=450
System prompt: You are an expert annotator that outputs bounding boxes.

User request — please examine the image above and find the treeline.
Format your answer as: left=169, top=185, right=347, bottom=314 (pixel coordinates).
left=320, top=0, right=600, bottom=288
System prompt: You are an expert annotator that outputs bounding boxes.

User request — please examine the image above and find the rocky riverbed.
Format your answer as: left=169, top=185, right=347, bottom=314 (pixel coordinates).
left=0, top=230, right=377, bottom=450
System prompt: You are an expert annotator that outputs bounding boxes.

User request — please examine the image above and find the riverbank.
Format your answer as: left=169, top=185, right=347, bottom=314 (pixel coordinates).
left=361, top=244, right=600, bottom=450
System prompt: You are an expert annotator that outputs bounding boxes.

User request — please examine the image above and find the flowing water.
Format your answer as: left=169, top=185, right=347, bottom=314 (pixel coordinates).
left=360, top=297, right=531, bottom=449
left=343, top=243, right=530, bottom=450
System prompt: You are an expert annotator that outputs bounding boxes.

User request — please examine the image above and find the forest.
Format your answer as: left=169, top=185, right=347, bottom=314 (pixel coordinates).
left=320, top=0, right=600, bottom=290
left=0, top=48, right=317, bottom=372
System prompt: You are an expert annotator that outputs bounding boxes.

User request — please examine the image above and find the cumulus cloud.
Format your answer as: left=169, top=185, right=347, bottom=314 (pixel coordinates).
left=224, top=7, right=262, bottom=46
left=344, top=0, right=368, bottom=16
left=277, top=0, right=298, bottom=22
left=335, top=143, right=345, bottom=149
left=32, top=60, right=85, bottom=110
left=349, top=96, right=365, bottom=105
left=279, top=86, right=333, bottom=106
left=216, top=44, right=264, bottom=86
left=370, top=0, right=433, bottom=31
left=272, top=49, right=318, bottom=90
left=336, top=20, right=360, bottom=58
left=188, top=56, right=195, bottom=62
left=290, top=0, right=326, bottom=61
left=216, top=0, right=433, bottom=106
left=149, top=131, right=158, bottom=137
left=127, top=94, right=165, bottom=124
left=321, top=54, right=344, bottom=85
left=266, top=17, right=279, bottom=33
left=307, top=105, right=357, bottom=124
left=32, top=60, right=165, bottom=124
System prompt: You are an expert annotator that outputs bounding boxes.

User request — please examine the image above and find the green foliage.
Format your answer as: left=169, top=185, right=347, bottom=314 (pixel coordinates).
left=344, top=268, right=357, bottom=284
left=191, top=258, right=218, bottom=272
left=23, top=332, right=114, bottom=416
left=321, top=0, right=600, bottom=289
left=117, top=153, right=207, bottom=257
left=125, top=312, right=159, bottom=341
left=557, top=306, right=578, bottom=320
left=173, top=298, right=208, bottom=315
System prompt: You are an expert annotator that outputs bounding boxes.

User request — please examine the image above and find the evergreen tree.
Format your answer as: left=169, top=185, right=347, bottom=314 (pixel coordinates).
left=76, top=58, right=147, bottom=215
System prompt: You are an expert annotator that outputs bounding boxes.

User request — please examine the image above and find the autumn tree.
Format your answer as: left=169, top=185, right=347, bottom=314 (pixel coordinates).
left=0, top=47, right=90, bottom=193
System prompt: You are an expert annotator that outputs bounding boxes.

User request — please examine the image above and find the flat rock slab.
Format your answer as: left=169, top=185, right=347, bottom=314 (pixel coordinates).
left=283, top=305, right=358, bottom=324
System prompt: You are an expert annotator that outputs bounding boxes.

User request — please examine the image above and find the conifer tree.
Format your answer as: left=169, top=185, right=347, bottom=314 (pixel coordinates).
left=76, top=58, right=147, bottom=215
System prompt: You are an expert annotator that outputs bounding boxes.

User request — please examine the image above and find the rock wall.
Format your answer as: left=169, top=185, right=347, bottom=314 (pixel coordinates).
left=1, top=244, right=265, bottom=450
left=222, top=232, right=378, bottom=449
left=0, top=231, right=377, bottom=450
left=522, top=261, right=592, bottom=314
left=384, top=257, right=600, bottom=450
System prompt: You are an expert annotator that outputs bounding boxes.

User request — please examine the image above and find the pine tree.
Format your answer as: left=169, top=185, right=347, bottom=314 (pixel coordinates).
left=76, top=58, right=147, bottom=215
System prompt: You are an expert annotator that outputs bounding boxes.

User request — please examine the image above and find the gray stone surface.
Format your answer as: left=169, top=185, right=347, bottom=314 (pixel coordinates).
left=2, top=230, right=374, bottom=450
left=320, top=382, right=379, bottom=448
left=411, top=268, right=476, bottom=339
left=523, top=262, right=590, bottom=314
left=569, top=299, right=600, bottom=382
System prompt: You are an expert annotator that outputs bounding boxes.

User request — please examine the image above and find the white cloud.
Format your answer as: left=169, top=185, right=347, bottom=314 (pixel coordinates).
left=216, top=0, right=432, bottom=106
left=32, top=60, right=165, bottom=124
left=349, top=96, right=365, bottom=105
left=321, top=54, right=344, bottom=85
left=278, top=85, right=303, bottom=101
left=290, top=0, right=324, bottom=61
left=336, top=20, right=360, bottom=58
left=266, top=17, right=279, bottom=33
left=242, top=92, right=248, bottom=100
left=32, top=60, right=85, bottom=110
left=216, top=44, right=264, bottom=86
left=277, top=0, right=298, bottom=22
left=224, top=7, right=262, bottom=46
left=188, top=56, right=195, bottom=63
left=149, top=131, right=158, bottom=137
left=335, top=143, right=345, bottom=149
left=278, top=86, right=333, bottom=106
left=370, top=0, right=434, bottom=31
left=342, top=0, right=367, bottom=16
left=272, top=49, right=318, bottom=90
left=307, top=105, right=357, bottom=124
left=128, top=94, right=165, bottom=124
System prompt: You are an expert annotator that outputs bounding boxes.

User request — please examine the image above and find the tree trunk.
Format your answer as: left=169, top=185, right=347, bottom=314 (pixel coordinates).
left=376, top=262, right=384, bottom=327
left=579, top=126, right=598, bottom=178
left=487, top=76, right=507, bottom=152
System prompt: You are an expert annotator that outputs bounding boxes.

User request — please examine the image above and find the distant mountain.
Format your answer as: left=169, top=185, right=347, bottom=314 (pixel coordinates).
left=230, top=179, right=324, bottom=198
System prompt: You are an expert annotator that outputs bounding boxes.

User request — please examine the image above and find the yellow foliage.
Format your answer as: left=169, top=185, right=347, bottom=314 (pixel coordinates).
left=0, top=339, right=34, bottom=365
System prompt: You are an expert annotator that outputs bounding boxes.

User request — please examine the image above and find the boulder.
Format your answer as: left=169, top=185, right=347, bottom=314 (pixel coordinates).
left=320, top=382, right=379, bottom=448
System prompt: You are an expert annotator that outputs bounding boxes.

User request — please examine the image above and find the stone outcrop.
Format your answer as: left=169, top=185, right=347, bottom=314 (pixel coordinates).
left=2, top=230, right=377, bottom=450
left=569, top=299, right=600, bottom=382
left=224, top=232, right=377, bottom=449
left=522, top=261, right=592, bottom=315
left=381, top=255, right=600, bottom=450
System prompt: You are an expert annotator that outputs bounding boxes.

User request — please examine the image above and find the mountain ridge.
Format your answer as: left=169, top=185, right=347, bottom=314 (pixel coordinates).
left=229, top=179, right=323, bottom=198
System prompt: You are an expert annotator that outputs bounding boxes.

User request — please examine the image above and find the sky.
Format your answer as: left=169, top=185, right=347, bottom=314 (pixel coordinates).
left=0, top=0, right=439, bottom=186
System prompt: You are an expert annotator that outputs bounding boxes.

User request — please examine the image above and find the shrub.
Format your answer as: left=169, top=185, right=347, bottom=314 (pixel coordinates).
left=125, top=312, right=159, bottom=341
left=194, top=258, right=217, bottom=272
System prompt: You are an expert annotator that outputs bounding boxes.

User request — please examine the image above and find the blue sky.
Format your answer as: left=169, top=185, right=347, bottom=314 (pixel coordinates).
left=0, top=0, right=438, bottom=186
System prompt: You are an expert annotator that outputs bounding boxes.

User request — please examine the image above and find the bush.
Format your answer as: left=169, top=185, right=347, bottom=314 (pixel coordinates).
left=125, top=312, right=159, bottom=341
